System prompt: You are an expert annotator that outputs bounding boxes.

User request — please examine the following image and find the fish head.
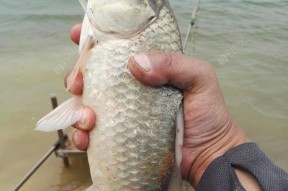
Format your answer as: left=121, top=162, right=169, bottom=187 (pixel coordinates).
left=86, top=0, right=166, bottom=38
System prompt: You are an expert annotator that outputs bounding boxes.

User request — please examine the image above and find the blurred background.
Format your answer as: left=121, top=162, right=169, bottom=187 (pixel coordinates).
left=0, top=0, right=287, bottom=190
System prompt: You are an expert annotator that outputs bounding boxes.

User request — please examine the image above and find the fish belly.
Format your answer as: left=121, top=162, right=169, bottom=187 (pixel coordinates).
left=82, top=6, right=183, bottom=191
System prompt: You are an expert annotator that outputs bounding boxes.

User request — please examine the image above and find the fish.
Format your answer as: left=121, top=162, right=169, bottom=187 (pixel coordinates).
left=36, top=0, right=190, bottom=190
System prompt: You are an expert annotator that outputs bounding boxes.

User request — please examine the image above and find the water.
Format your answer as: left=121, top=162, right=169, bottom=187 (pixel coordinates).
left=0, top=0, right=287, bottom=190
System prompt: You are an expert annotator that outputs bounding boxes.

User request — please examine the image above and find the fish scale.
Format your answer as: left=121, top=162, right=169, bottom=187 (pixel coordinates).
left=83, top=5, right=183, bottom=190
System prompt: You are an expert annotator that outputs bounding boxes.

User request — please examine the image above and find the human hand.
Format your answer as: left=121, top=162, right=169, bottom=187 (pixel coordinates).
left=128, top=52, right=250, bottom=186
left=68, top=24, right=250, bottom=186
left=67, top=23, right=96, bottom=151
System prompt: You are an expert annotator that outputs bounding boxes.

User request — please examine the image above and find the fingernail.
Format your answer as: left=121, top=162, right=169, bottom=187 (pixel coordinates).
left=133, top=54, right=151, bottom=72
left=73, top=130, right=80, bottom=143
left=79, top=108, right=87, bottom=125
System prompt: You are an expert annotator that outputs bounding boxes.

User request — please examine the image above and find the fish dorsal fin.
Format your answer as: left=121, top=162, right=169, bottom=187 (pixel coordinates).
left=35, top=97, right=84, bottom=132
left=79, top=0, right=88, bottom=11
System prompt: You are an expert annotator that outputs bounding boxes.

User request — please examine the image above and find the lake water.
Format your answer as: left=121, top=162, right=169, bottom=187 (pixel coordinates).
left=0, top=0, right=287, bottom=190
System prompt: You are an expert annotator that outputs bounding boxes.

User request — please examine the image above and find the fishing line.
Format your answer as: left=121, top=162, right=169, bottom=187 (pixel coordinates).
left=183, top=0, right=200, bottom=53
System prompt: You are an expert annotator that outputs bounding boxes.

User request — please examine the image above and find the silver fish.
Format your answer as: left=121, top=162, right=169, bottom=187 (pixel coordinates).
left=36, top=0, right=188, bottom=190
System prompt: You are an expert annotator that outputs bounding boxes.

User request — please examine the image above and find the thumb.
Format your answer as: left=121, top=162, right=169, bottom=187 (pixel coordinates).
left=128, top=51, right=216, bottom=91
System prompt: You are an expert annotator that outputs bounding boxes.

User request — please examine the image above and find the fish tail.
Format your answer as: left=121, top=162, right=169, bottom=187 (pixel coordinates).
left=35, top=97, right=84, bottom=132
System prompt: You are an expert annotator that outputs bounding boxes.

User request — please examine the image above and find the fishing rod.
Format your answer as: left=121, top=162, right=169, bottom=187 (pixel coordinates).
left=13, top=140, right=61, bottom=191
left=13, top=95, right=68, bottom=191
left=183, top=0, right=200, bottom=52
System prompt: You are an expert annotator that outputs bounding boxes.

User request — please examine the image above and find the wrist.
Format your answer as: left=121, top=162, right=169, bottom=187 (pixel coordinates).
left=184, top=119, right=250, bottom=187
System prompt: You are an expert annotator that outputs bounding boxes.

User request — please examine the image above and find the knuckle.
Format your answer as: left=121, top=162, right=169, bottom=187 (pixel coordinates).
left=164, top=52, right=184, bottom=74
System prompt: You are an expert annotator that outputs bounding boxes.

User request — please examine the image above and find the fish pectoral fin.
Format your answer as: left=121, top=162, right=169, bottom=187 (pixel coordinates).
left=35, top=97, right=84, bottom=132
left=168, top=166, right=194, bottom=191
left=67, top=35, right=94, bottom=91
left=79, top=0, right=88, bottom=11
left=167, top=104, right=193, bottom=191
left=176, top=103, right=184, bottom=168
left=86, top=184, right=100, bottom=191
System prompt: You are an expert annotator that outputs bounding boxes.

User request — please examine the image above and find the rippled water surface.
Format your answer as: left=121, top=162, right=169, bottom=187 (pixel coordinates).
left=0, top=0, right=287, bottom=190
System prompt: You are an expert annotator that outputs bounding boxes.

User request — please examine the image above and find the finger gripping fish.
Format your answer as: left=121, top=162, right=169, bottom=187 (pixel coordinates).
left=36, top=0, right=186, bottom=190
